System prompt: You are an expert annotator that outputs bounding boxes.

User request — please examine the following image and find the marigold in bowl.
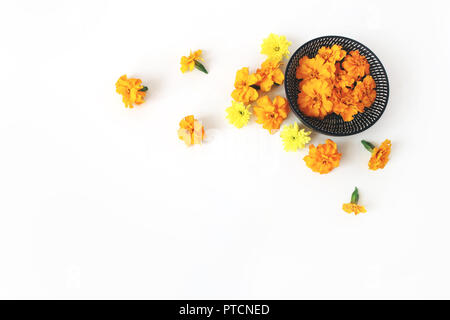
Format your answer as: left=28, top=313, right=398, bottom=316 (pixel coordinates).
left=297, top=78, right=333, bottom=119
left=296, top=56, right=333, bottom=82
left=334, top=63, right=356, bottom=89
left=353, top=75, right=376, bottom=109
left=295, top=46, right=376, bottom=122
left=342, top=50, right=370, bottom=80
left=317, top=44, right=346, bottom=64
left=330, top=87, right=360, bottom=121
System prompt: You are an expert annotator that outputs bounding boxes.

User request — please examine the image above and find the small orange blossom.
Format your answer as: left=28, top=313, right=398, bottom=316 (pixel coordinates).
left=342, top=187, right=367, bottom=215
left=231, top=67, right=259, bottom=103
left=303, top=139, right=342, bottom=174
left=342, top=50, right=370, bottom=80
left=253, top=95, right=289, bottom=134
left=367, top=139, right=391, bottom=170
left=180, top=50, right=206, bottom=73
left=115, top=75, right=147, bottom=108
left=256, top=59, right=284, bottom=92
left=297, top=78, right=333, bottom=119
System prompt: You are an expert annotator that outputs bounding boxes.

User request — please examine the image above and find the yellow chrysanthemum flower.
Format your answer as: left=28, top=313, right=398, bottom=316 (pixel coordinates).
left=261, top=33, right=291, bottom=62
left=280, top=122, right=311, bottom=152
left=226, top=101, right=251, bottom=128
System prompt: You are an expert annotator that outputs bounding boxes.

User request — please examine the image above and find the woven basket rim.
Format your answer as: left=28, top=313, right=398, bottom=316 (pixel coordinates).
left=284, top=35, right=390, bottom=136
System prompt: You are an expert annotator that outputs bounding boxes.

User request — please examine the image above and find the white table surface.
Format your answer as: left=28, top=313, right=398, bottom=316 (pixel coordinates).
left=1, top=0, right=449, bottom=299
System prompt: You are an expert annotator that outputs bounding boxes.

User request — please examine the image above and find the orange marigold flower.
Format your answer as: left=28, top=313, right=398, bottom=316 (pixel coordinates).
left=342, top=50, right=370, bottom=80
left=253, top=95, right=289, bottom=134
left=296, top=56, right=334, bottom=82
left=303, top=139, right=342, bottom=174
left=180, top=50, right=204, bottom=73
left=342, top=203, right=367, bottom=215
left=353, top=75, right=377, bottom=109
left=331, top=87, right=361, bottom=121
left=178, top=115, right=205, bottom=146
left=317, top=44, right=347, bottom=64
left=334, top=63, right=356, bottom=89
left=256, top=59, right=285, bottom=92
left=115, top=75, right=147, bottom=108
left=231, top=67, right=259, bottom=103
left=367, top=139, right=391, bottom=170
left=297, top=79, right=333, bottom=119
left=295, top=46, right=375, bottom=121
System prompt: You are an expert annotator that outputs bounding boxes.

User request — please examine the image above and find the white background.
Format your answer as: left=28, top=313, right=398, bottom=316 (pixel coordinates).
left=0, top=0, right=449, bottom=299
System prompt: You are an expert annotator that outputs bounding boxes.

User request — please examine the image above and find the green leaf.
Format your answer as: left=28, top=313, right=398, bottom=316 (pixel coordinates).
left=351, top=187, right=359, bottom=204
left=194, top=61, right=208, bottom=74
left=139, top=86, right=148, bottom=92
left=361, top=140, right=375, bottom=152
left=250, top=84, right=260, bottom=90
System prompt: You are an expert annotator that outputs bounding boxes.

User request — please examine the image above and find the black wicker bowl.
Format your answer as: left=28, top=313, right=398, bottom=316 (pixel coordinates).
left=284, top=36, right=389, bottom=136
